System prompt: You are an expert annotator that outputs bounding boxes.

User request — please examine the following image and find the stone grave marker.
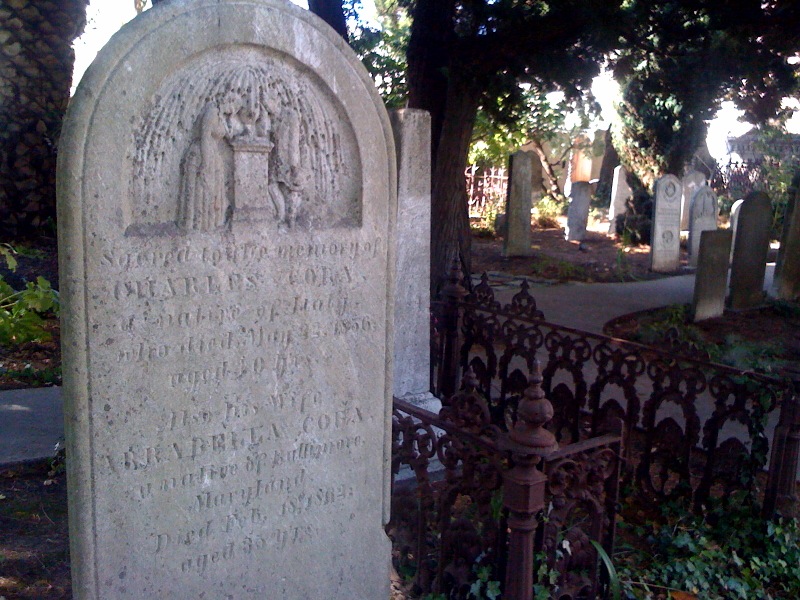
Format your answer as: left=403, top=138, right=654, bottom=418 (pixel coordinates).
left=565, top=181, right=591, bottom=241
left=390, top=109, right=438, bottom=411
left=688, top=185, right=718, bottom=267
left=777, top=191, right=800, bottom=301
left=728, top=192, right=772, bottom=309
left=728, top=198, right=744, bottom=261
left=691, top=230, right=732, bottom=321
left=57, top=2, right=395, bottom=598
left=681, top=169, right=705, bottom=230
left=608, top=165, right=632, bottom=234
left=503, top=150, right=534, bottom=257
left=774, top=180, right=798, bottom=294
left=650, top=174, right=682, bottom=272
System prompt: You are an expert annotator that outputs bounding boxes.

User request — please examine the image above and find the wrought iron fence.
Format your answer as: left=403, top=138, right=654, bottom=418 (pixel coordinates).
left=431, top=260, right=799, bottom=519
left=390, top=366, right=621, bottom=600
left=466, top=165, right=508, bottom=220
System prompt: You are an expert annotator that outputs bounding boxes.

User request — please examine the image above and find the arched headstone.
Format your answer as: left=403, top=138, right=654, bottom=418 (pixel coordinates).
left=650, top=174, right=682, bottom=272
left=57, top=2, right=396, bottom=597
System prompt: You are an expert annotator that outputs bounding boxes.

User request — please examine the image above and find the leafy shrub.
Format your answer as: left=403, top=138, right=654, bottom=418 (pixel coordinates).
left=619, top=500, right=800, bottom=599
left=0, top=245, right=59, bottom=345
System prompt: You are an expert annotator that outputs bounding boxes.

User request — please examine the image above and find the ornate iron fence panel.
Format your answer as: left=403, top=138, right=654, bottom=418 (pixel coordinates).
left=390, top=381, right=621, bottom=600
left=431, top=268, right=794, bottom=516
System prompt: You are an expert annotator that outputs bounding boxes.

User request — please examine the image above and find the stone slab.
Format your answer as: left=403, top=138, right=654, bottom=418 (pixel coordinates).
left=608, top=165, right=631, bottom=234
left=728, top=192, right=772, bottom=309
left=390, top=109, right=437, bottom=408
left=565, top=181, right=591, bottom=242
left=650, top=174, right=682, bottom=272
left=692, top=230, right=732, bottom=321
left=728, top=198, right=744, bottom=261
left=688, top=185, right=718, bottom=267
left=503, top=150, right=534, bottom=257
left=681, top=170, right=705, bottom=230
left=57, top=2, right=395, bottom=598
left=777, top=190, right=800, bottom=301
left=0, top=386, right=63, bottom=465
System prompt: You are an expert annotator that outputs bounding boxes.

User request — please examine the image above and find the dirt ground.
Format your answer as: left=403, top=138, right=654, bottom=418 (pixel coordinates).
left=471, top=217, right=684, bottom=283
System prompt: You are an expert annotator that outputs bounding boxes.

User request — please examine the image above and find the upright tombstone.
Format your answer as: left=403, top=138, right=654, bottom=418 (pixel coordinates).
left=503, top=150, right=534, bottom=257
left=390, top=109, right=438, bottom=411
left=650, top=174, right=682, bottom=272
left=777, top=192, right=800, bottom=301
left=57, top=2, right=395, bottom=598
left=681, top=169, right=706, bottom=230
left=691, top=230, right=732, bottom=321
left=608, top=165, right=632, bottom=234
left=565, top=181, right=591, bottom=241
left=728, top=192, right=772, bottom=309
left=687, top=185, right=718, bottom=267
left=774, top=179, right=798, bottom=293
left=728, top=198, right=744, bottom=261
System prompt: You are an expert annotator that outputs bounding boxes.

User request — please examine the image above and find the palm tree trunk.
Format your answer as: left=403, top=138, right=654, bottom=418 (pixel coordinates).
left=0, top=0, right=88, bottom=238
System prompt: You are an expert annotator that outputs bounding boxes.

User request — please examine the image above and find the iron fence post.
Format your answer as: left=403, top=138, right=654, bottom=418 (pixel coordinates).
left=503, top=360, right=558, bottom=600
left=438, top=257, right=468, bottom=399
left=765, top=378, right=800, bottom=518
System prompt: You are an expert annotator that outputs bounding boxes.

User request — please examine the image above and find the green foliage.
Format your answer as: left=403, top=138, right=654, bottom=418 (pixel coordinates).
left=618, top=501, right=800, bottom=600
left=468, top=565, right=501, bottom=600
left=612, top=1, right=800, bottom=185
left=534, top=195, right=566, bottom=228
left=469, top=87, right=598, bottom=173
left=532, top=550, right=560, bottom=600
left=0, top=276, right=59, bottom=345
left=349, top=0, right=409, bottom=108
left=0, top=246, right=59, bottom=346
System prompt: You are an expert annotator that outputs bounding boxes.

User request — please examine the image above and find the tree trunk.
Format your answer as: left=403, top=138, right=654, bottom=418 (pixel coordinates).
left=0, top=0, right=88, bottom=238
left=406, top=0, right=455, bottom=165
left=528, top=137, right=563, bottom=198
left=595, top=127, right=619, bottom=204
left=428, top=71, right=482, bottom=295
left=308, top=0, right=348, bottom=41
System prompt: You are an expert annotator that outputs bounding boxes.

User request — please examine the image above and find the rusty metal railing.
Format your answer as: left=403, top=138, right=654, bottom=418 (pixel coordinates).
left=431, top=259, right=798, bottom=519
left=390, top=363, right=621, bottom=600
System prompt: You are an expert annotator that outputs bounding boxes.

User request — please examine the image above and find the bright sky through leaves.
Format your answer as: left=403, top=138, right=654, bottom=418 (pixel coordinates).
left=72, top=0, right=796, bottom=162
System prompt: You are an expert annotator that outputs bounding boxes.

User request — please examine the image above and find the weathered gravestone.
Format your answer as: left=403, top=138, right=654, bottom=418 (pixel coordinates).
left=691, top=230, right=732, bottom=321
left=503, top=150, right=534, bottom=257
left=57, top=2, right=395, bottom=598
left=390, top=109, right=438, bottom=411
left=728, top=198, right=744, bottom=261
left=688, top=185, right=718, bottom=267
left=728, top=192, right=772, bottom=309
left=650, top=174, right=682, bottom=272
left=565, top=181, right=591, bottom=242
left=776, top=189, right=800, bottom=301
left=681, top=169, right=705, bottom=230
left=775, top=177, right=798, bottom=298
left=608, top=165, right=632, bottom=234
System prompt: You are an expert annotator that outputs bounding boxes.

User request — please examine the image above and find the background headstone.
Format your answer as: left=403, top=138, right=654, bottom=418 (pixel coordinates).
left=728, top=198, right=744, bottom=261
left=728, top=192, right=773, bottom=309
left=565, top=181, right=591, bottom=241
left=774, top=178, right=798, bottom=293
left=691, top=230, right=732, bottom=321
left=57, top=2, right=395, bottom=598
left=650, top=174, right=682, bottom=272
left=608, top=165, right=631, bottom=234
left=503, top=150, right=534, bottom=256
left=688, top=185, right=718, bottom=267
left=390, top=109, right=439, bottom=411
left=777, top=190, right=800, bottom=301
left=681, top=169, right=706, bottom=230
